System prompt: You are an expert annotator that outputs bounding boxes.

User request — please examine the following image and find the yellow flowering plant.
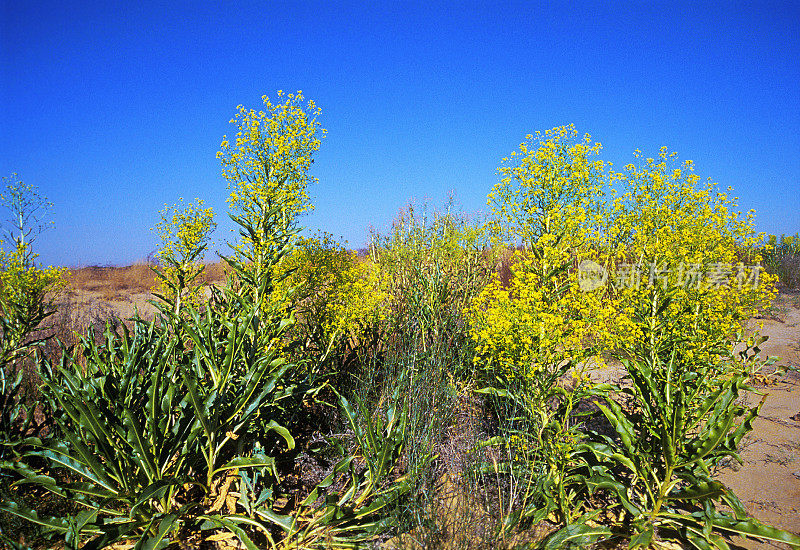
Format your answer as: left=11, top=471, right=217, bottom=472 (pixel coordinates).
left=556, top=149, right=798, bottom=547
left=218, top=90, right=324, bottom=236
left=152, top=198, right=216, bottom=314
left=272, top=233, right=387, bottom=375
left=217, top=91, right=326, bottom=309
left=467, top=128, right=793, bottom=547
left=488, top=124, right=606, bottom=247
left=0, top=175, right=65, bottom=471
left=0, top=97, right=323, bottom=549
left=593, top=148, right=777, bottom=379
left=0, top=175, right=66, bottom=364
left=467, top=223, right=619, bottom=530
left=467, top=130, right=624, bottom=533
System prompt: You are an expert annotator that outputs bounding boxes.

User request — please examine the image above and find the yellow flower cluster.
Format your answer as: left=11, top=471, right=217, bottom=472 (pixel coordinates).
left=467, top=241, right=619, bottom=381
left=272, top=234, right=387, bottom=368
left=217, top=91, right=326, bottom=226
left=593, top=147, right=776, bottom=362
left=488, top=123, right=605, bottom=247
left=0, top=242, right=66, bottom=332
left=469, top=126, right=776, bottom=387
left=152, top=198, right=216, bottom=311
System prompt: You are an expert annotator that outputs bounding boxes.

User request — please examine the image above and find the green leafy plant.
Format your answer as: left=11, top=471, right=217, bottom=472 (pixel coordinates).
left=468, top=232, right=611, bottom=546
left=2, top=263, right=297, bottom=548
left=0, top=96, right=319, bottom=549
left=0, top=175, right=65, bottom=548
left=578, top=288, right=800, bottom=549
left=259, top=386, right=422, bottom=549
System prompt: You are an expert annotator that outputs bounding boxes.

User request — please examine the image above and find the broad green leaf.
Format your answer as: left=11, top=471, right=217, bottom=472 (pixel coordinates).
left=709, top=515, right=800, bottom=547
left=130, top=479, right=184, bottom=518
left=135, top=514, right=179, bottom=550
left=629, top=524, right=653, bottom=549
left=667, top=480, right=725, bottom=501
left=542, top=522, right=613, bottom=550
left=212, top=455, right=276, bottom=477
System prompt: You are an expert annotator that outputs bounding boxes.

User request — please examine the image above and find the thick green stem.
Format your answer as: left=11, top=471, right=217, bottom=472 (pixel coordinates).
left=650, top=465, right=674, bottom=521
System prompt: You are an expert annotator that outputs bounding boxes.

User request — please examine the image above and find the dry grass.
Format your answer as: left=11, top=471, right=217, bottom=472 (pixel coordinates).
left=64, top=262, right=228, bottom=300
left=66, top=264, right=157, bottom=300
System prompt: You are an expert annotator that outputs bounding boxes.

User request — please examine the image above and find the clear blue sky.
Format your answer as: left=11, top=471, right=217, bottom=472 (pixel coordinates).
left=1, top=0, right=798, bottom=267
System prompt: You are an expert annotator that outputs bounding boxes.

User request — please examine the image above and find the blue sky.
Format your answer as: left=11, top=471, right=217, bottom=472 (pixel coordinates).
left=1, top=0, right=798, bottom=267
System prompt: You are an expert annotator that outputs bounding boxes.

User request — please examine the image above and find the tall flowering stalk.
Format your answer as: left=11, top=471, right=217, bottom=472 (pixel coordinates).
left=217, top=91, right=325, bottom=306
left=152, top=198, right=216, bottom=315
left=0, top=174, right=65, bottom=362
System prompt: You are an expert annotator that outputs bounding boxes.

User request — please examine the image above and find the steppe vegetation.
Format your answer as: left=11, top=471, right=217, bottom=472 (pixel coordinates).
left=1, top=94, right=799, bottom=550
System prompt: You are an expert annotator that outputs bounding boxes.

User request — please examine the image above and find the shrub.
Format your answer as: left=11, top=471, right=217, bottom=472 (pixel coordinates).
left=272, top=233, right=387, bottom=377
left=1, top=94, right=418, bottom=550
left=2, top=192, right=299, bottom=550
left=762, top=233, right=800, bottom=289
left=0, top=175, right=67, bottom=547
left=580, top=287, right=800, bottom=549
left=372, top=201, right=496, bottom=353
left=466, top=127, right=793, bottom=548
left=594, top=148, right=776, bottom=366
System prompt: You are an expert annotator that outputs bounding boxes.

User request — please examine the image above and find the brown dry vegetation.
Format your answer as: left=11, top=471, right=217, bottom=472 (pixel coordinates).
left=57, top=262, right=228, bottom=322
left=65, top=261, right=227, bottom=300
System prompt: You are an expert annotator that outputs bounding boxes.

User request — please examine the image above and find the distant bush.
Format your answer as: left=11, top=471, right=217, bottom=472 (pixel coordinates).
left=762, top=233, right=800, bottom=289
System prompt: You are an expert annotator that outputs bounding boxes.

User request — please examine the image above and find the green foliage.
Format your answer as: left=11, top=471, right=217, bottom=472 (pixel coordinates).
left=3, top=247, right=298, bottom=548
left=0, top=176, right=64, bottom=444
left=273, top=233, right=387, bottom=377
left=4, top=118, right=799, bottom=550
left=372, top=201, right=495, bottom=355
left=267, top=387, right=422, bottom=549
left=336, top=201, right=486, bottom=545
left=578, top=288, right=800, bottom=549
left=0, top=94, right=415, bottom=550
left=0, top=175, right=67, bottom=547
left=468, top=128, right=794, bottom=548
left=468, top=230, right=607, bottom=541
left=762, top=233, right=800, bottom=288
